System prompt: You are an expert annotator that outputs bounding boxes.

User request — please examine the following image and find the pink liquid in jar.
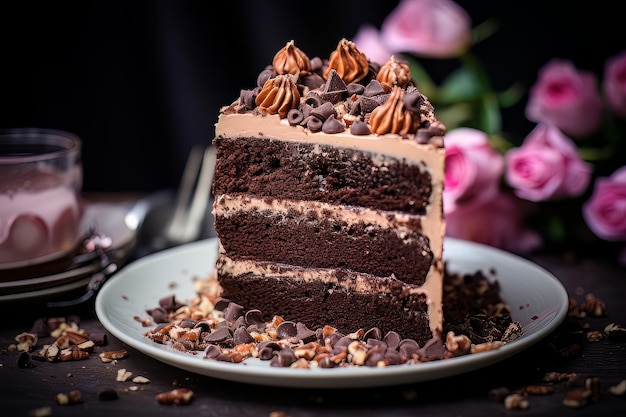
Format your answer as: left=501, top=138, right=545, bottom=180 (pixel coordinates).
left=0, top=129, right=83, bottom=265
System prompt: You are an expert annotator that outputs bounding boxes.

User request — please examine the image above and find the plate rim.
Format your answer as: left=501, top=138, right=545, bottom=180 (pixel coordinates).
left=95, top=237, right=569, bottom=388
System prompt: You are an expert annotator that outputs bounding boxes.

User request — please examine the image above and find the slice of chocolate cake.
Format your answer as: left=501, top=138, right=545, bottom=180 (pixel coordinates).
left=212, top=39, right=445, bottom=345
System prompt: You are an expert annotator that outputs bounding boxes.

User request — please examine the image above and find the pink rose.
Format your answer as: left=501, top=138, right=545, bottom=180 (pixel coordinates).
left=583, top=166, right=626, bottom=241
left=444, top=128, right=504, bottom=214
left=353, top=24, right=393, bottom=66
left=446, top=192, right=542, bottom=254
left=380, top=0, right=471, bottom=59
left=525, top=59, right=603, bottom=138
left=603, top=50, right=626, bottom=118
left=505, top=123, right=593, bottom=202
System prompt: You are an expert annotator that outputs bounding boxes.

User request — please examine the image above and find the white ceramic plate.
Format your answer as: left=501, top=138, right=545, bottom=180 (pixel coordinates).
left=0, top=203, right=135, bottom=301
left=95, top=238, right=569, bottom=389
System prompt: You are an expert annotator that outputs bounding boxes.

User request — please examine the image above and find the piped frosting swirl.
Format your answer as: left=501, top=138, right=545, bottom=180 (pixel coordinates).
left=324, top=38, right=370, bottom=84
left=376, top=55, right=411, bottom=89
left=370, top=86, right=420, bottom=135
left=273, top=40, right=311, bottom=76
left=255, top=74, right=300, bottom=118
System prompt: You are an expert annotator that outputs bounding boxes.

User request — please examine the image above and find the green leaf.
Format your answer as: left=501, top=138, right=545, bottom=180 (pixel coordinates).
left=577, top=145, right=615, bottom=162
left=471, top=17, right=501, bottom=46
left=438, top=67, right=487, bottom=103
left=488, top=133, right=516, bottom=154
left=546, top=214, right=566, bottom=243
left=497, top=82, right=526, bottom=108
left=436, top=103, right=474, bottom=130
left=477, top=93, right=502, bottom=134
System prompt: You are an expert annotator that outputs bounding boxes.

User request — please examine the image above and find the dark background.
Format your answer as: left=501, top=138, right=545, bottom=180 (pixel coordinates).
left=1, top=0, right=623, bottom=192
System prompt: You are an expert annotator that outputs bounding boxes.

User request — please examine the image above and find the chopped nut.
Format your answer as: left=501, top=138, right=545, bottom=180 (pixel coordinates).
left=347, top=341, right=368, bottom=365
left=292, top=344, right=317, bottom=361
left=269, top=412, right=290, bottom=417
left=568, top=297, right=581, bottom=318
left=585, top=376, right=601, bottom=401
left=99, top=349, right=128, bottom=362
left=15, top=332, right=38, bottom=352
left=132, top=376, right=151, bottom=384
left=558, top=342, right=582, bottom=360
left=604, top=323, right=626, bottom=342
left=471, top=341, right=503, bottom=353
left=581, top=293, right=606, bottom=317
left=60, top=347, right=89, bottom=361
left=290, top=358, right=311, bottom=368
left=525, top=385, right=554, bottom=395
left=54, top=335, right=71, bottom=349
left=116, top=368, right=133, bottom=382
left=269, top=411, right=289, bottom=417
left=543, top=372, right=577, bottom=383
left=27, top=406, right=52, bottom=417
left=444, top=331, right=471, bottom=357
left=77, top=340, right=95, bottom=351
left=55, top=390, right=81, bottom=405
left=50, top=322, right=69, bottom=338
left=585, top=330, right=604, bottom=342
left=64, top=329, right=89, bottom=345
left=488, top=387, right=511, bottom=402
left=504, top=393, right=529, bottom=410
left=608, top=379, right=626, bottom=396
left=563, top=387, right=592, bottom=408
left=501, top=321, right=523, bottom=343
left=46, top=317, right=66, bottom=331
left=155, top=388, right=194, bottom=405
left=40, top=343, right=60, bottom=362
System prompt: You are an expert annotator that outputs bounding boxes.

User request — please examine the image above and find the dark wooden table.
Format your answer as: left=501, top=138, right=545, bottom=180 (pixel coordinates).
left=1, top=197, right=625, bottom=416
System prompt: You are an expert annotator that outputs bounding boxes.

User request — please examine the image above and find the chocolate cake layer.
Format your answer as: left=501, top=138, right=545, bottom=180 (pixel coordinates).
left=213, top=136, right=433, bottom=216
left=214, top=207, right=432, bottom=286
left=216, top=255, right=433, bottom=344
